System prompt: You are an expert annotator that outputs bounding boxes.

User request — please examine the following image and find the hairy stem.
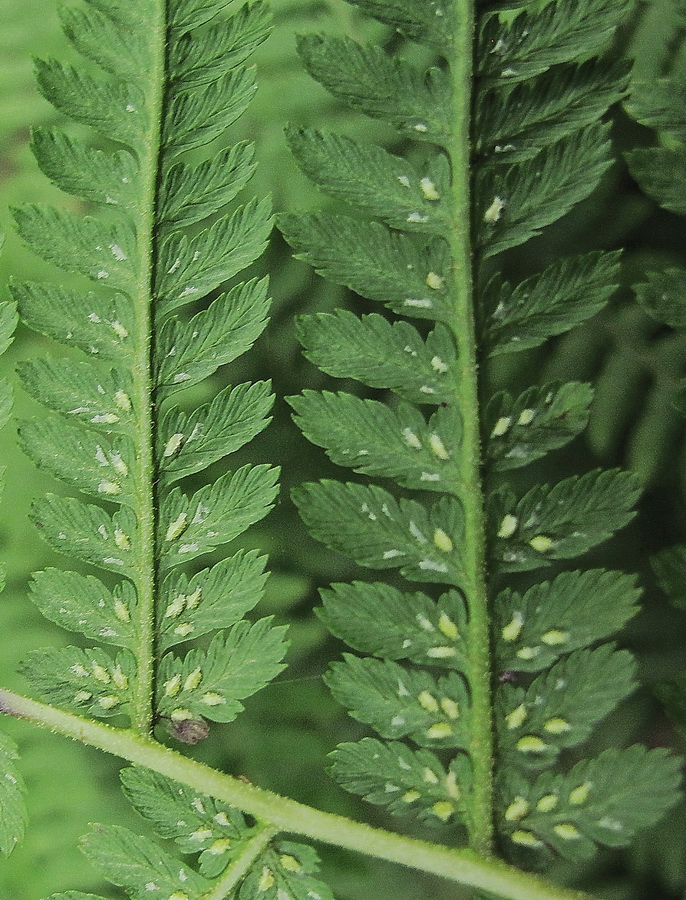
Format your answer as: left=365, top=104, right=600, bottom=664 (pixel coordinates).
left=130, top=0, right=166, bottom=735
left=204, top=825, right=278, bottom=900
left=0, top=691, right=591, bottom=900
left=448, top=0, right=494, bottom=855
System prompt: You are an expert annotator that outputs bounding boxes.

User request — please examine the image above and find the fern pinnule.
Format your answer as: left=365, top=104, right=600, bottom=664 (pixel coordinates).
left=625, top=31, right=686, bottom=742
left=282, top=0, right=681, bottom=876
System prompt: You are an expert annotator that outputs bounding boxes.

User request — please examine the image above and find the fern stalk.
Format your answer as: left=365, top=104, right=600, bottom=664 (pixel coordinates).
left=0, top=688, right=592, bottom=900
left=130, top=0, right=166, bottom=736
left=447, top=0, right=494, bottom=856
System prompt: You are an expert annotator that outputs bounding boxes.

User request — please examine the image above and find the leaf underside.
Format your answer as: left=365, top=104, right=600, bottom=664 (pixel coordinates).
left=282, top=0, right=680, bottom=869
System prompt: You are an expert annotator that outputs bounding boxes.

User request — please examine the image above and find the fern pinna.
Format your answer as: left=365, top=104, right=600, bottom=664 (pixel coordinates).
left=0, top=0, right=332, bottom=896
left=280, top=0, right=682, bottom=879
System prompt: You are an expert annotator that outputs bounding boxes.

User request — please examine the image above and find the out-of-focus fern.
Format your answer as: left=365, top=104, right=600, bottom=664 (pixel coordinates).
left=0, top=237, right=22, bottom=860
left=281, top=0, right=682, bottom=882
left=625, top=7, right=686, bottom=748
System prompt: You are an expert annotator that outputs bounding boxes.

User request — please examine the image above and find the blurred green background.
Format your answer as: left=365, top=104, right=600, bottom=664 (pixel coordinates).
left=0, top=0, right=685, bottom=898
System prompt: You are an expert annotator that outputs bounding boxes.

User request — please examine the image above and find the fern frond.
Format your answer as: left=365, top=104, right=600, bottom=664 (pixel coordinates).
left=283, top=0, right=680, bottom=879
left=11, top=0, right=282, bottom=751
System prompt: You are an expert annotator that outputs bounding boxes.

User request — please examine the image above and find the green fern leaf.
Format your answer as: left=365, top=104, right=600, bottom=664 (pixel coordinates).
left=284, top=0, right=660, bottom=878
left=484, top=251, right=621, bottom=355
left=158, top=551, right=268, bottom=651
left=653, top=545, right=686, bottom=610
left=296, top=34, right=452, bottom=142
left=495, top=569, right=641, bottom=673
left=319, top=581, right=468, bottom=669
left=280, top=212, right=453, bottom=322
left=18, top=357, right=134, bottom=434
left=159, top=143, right=257, bottom=230
left=162, top=69, right=257, bottom=159
left=11, top=282, right=133, bottom=361
left=169, top=2, right=271, bottom=87
left=237, top=840, right=334, bottom=900
left=156, top=619, right=288, bottom=725
left=296, top=311, right=457, bottom=405
left=289, top=391, right=463, bottom=491
left=30, top=127, right=139, bottom=208
left=344, top=0, right=455, bottom=49
left=496, top=646, right=636, bottom=769
left=155, top=279, right=270, bottom=395
left=21, top=646, right=135, bottom=719
left=0, top=298, right=17, bottom=357
left=56, top=1, right=146, bottom=76
left=285, top=125, right=451, bottom=234
left=120, top=767, right=253, bottom=878
left=80, top=824, right=211, bottom=899
left=19, top=418, right=136, bottom=505
left=476, top=60, right=628, bottom=165
left=170, top=0, right=238, bottom=32
left=158, top=465, right=279, bottom=568
left=478, top=125, right=614, bottom=256
left=33, top=58, right=146, bottom=149
left=633, top=268, right=686, bottom=331
left=119, top=768, right=334, bottom=894
left=329, top=737, right=468, bottom=824
left=10, top=0, right=284, bottom=757
left=0, top=303, right=16, bottom=433
left=478, top=0, right=628, bottom=84
left=155, top=198, right=272, bottom=312
left=625, top=77, right=686, bottom=143
left=31, top=494, right=137, bottom=575
left=158, top=383, right=274, bottom=485
left=486, top=382, right=594, bottom=471
left=325, top=655, right=470, bottom=749
left=29, top=568, right=138, bottom=650
left=626, top=147, right=686, bottom=216
left=14, top=205, right=137, bottom=290
left=0, top=731, right=27, bottom=858
left=44, top=893, right=106, bottom=900
left=490, top=469, right=640, bottom=572
left=294, top=481, right=465, bottom=584
left=499, top=746, right=682, bottom=859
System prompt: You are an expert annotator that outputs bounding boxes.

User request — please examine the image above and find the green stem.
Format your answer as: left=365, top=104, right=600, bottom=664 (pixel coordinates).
left=0, top=691, right=592, bottom=900
left=447, top=0, right=494, bottom=856
left=129, top=0, right=167, bottom=735
left=203, top=825, right=278, bottom=900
